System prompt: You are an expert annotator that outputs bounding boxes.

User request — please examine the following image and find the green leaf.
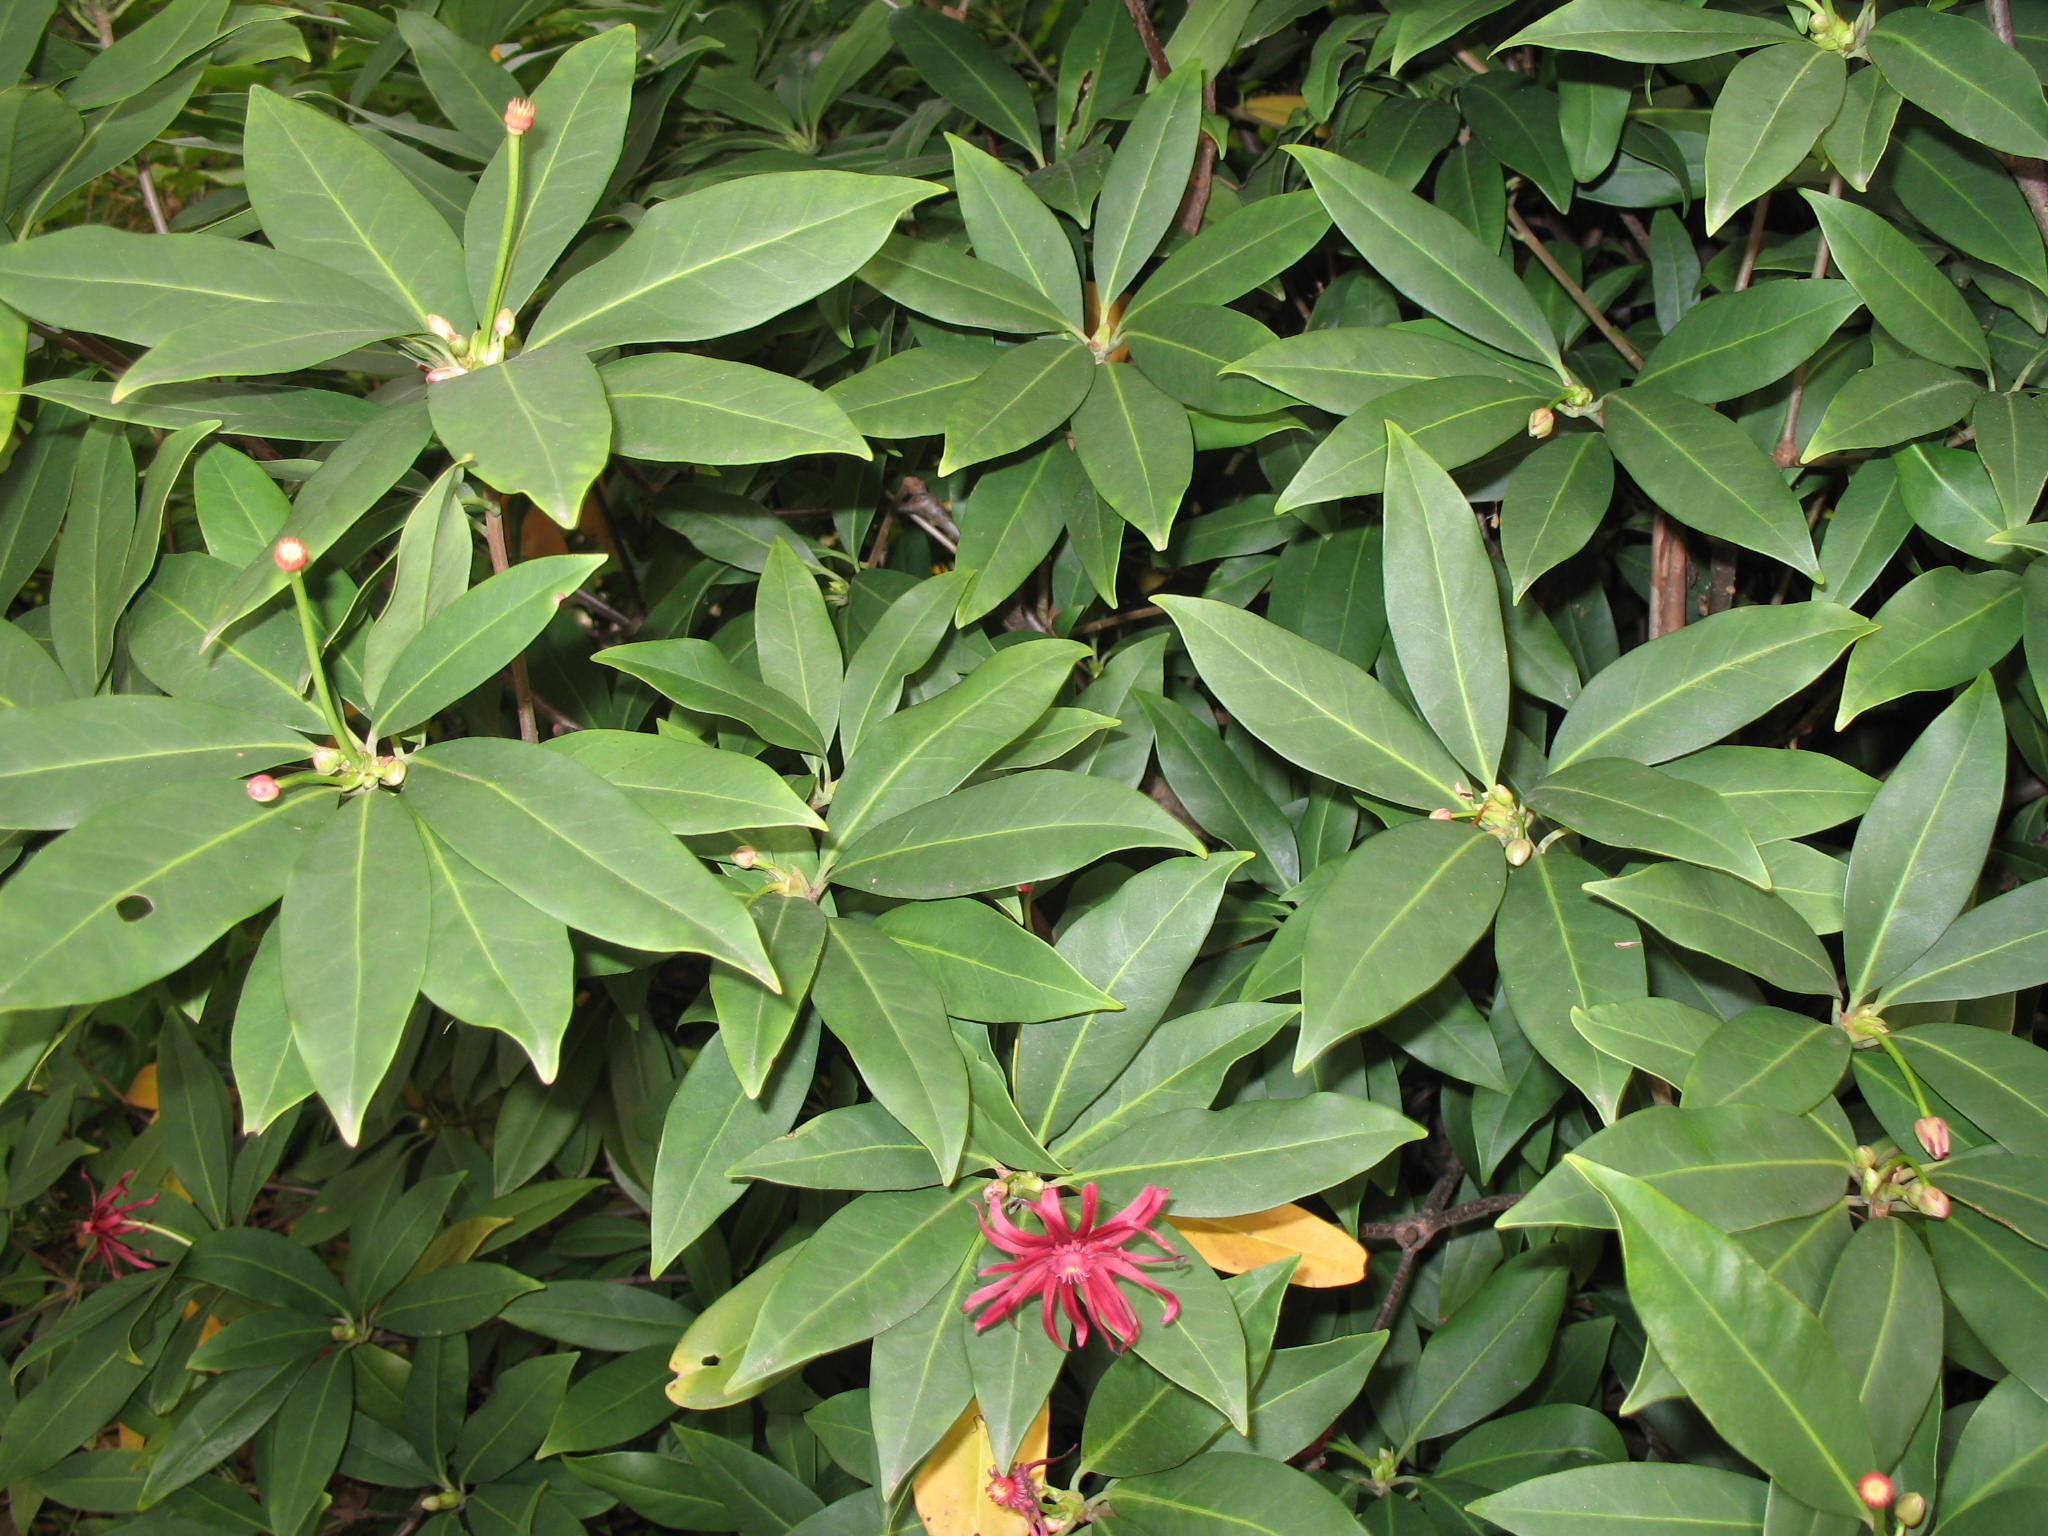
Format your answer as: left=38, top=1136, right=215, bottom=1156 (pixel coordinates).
left=0, top=696, right=308, bottom=830
left=1549, top=603, right=1873, bottom=770
left=462, top=26, right=633, bottom=316
left=1975, top=393, right=2048, bottom=527
left=1877, top=875, right=2048, bottom=1006
left=812, top=920, right=970, bottom=1181
left=1820, top=1217, right=1941, bottom=1467
left=416, top=831, right=572, bottom=1082
left=371, top=553, right=604, bottom=735
left=1800, top=361, right=1978, bottom=462
left=858, top=234, right=1076, bottom=334
left=1869, top=8, right=2048, bottom=159
left=1927, top=1206, right=2048, bottom=1400
left=262, top=1349, right=350, bottom=1536
left=1571, top=1159, right=1875, bottom=1518
left=502, top=1283, right=691, bottom=1352
left=140, top=1357, right=307, bottom=1506
left=1017, top=852, right=1246, bottom=1143
left=598, top=638, right=827, bottom=756
left=1660, top=745, right=1877, bottom=843
left=429, top=346, right=609, bottom=528
left=1137, top=690, right=1297, bottom=885
left=1124, top=191, right=1331, bottom=318
left=50, top=418, right=133, bottom=695
left=828, top=769, right=1203, bottom=898
left=1072, top=1094, right=1423, bottom=1215
left=955, top=441, right=1091, bottom=624
left=604, top=353, right=868, bottom=465
left=729, top=1103, right=937, bottom=1191
left=950, top=134, right=1081, bottom=327
left=1635, top=280, right=1861, bottom=405
left=1461, top=72, right=1574, bottom=213
left=1277, top=374, right=1548, bottom=512
left=1601, top=386, right=1818, bottom=576
left=1502, top=432, right=1614, bottom=599
left=712, top=893, right=829, bottom=1098
left=1892, top=120, right=2048, bottom=295
left=1585, top=862, right=1834, bottom=995
left=869, top=1261, right=976, bottom=1497
left=547, top=731, right=822, bottom=836
left=1406, top=1255, right=1569, bottom=1447
left=1157, top=594, right=1466, bottom=809
left=1892, top=1024, right=2048, bottom=1156
left=826, top=636, right=1086, bottom=844
left=1502, top=1103, right=1846, bottom=1231
left=1836, top=569, right=2021, bottom=728
left=874, top=897, right=1120, bottom=1023
left=282, top=793, right=427, bottom=1145
left=455, top=1352, right=574, bottom=1488
left=0, top=779, right=327, bottom=1012
left=1128, top=1258, right=1251, bottom=1432
left=836, top=570, right=974, bottom=760
left=888, top=7, right=1044, bottom=163
left=1940, top=1375, right=2048, bottom=1522
left=1225, top=325, right=1545, bottom=416
left=1301, top=821, right=1506, bottom=1067
left=533, top=1347, right=673, bottom=1458
left=185, top=1227, right=347, bottom=1315
left=827, top=345, right=995, bottom=439
left=729, top=1186, right=979, bottom=1391
left=1703, top=45, right=1843, bottom=235
left=1571, top=997, right=1720, bottom=1084
left=19, top=62, right=202, bottom=229
left=1924, top=1148, right=2048, bottom=1246
left=377, top=1263, right=541, bottom=1336
left=1529, top=758, right=1769, bottom=885
left=403, top=737, right=773, bottom=980
left=1493, top=849, right=1641, bottom=1123
left=1107, top=1452, right=1365, bottom=1536
left=128, top=555, right=326, bottom=733
left=232, top=925, right=312, bottom=1134
left=531, top=172, right=938, bottom=350
left=756, top=539, right=843, bottom=752
left=651, top=1021, right=818, bottom=1274
left=1072, top=360, right=1193, bottom=549
left=939, top=336, right=1093, bottom=474
left=1468, top=1464, right=1769, bottom=1534
left=244, top=87, right=469, bottom=329
left=1900, top=441, right=2008, bottom=560
left=1288, top=146, right=1565, bottom=378
left=1841, top=674, right=2004, bottom=1001
left=1124, top=304, right=1288, bottom=416
left=1800, top=191, right=1989, bottom=373
left=1680, top=1006, right=1846, bottom=1114
left=1382, top=423, right=1510, bottom=783
left=1093, top=63, right=1203, bottom=303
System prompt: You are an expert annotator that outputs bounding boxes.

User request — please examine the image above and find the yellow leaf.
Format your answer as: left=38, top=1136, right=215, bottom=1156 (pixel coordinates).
left=1242, top=94, right=1308, bottom=128
left=912, top=1397, right=1051, bottom=1536
left=1169, top=1203, right=1368, bottom=1287
left=125, top=1063, right=158, bottom=1112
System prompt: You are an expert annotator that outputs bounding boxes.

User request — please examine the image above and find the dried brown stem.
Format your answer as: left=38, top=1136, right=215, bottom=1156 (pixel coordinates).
left=1506, top=198, right=1643, bottom=369
left=1650, top=511, right=1690, bottom=637
left=1176, top=81, right=1220, bottom=234
left=897, top=475, right=961, bottom=552
left=1986, top=0, right=2048, bottom=253
left=482, top=496, right=539, bottom=745
left=1120, top=0, right=1171, bottom=80
left=1733, top=192, right=1770, bottom=292
left=1071, top=603, right=1162, bottom=636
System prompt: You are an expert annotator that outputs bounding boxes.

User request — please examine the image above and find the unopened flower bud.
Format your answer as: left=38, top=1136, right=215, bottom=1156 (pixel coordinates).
left=272, top=536, right=308, bottom=573
left=247, top=774, right=280, bottom=803
left=376, top=755, right=406, bottom=787
left=311, top=746, right=345, bottom=776
left=504, top=97, right=535, bottom=135
left=1429, top=807, right=1456, bottom=821
left=425, top=313, right=462, bottom=345
left=1857, top=1472, right=1893, bottom=1509
left=1505, top=836, right=1535, bottom=866
left=423, top=364, right=465, bottom=384
left=1906, top=1183, right=1950, bottom=1219
left=1853, top=1144, right=1877, bottom=1170
left=1915, top=1116, right=1950, bottom=1162
left=494, top=308, right=515, bottom=339
left=1894, top=1492, right=1927, bottom=1527
left=731, top=846, right=757, bottom=870
left=1527, top=406, right=1556, bottom=439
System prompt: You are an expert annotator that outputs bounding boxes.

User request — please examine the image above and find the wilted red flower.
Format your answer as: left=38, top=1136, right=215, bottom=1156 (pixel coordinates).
left=76, top=1170, right=157, bottom=1275
left=986, top=1457, right=1055, bottom=1535
left=965, top=1182, right=1180, bottom=1351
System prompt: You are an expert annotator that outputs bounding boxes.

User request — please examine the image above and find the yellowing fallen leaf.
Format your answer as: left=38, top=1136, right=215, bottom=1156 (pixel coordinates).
left=1242, top=94, right=1307, bottom=128
left=1169, top=1203, right=1368, bottom=1287
left=125, top=1063, right=158, bottom=1112
left=911, top=1397, right=1051, bottom=1536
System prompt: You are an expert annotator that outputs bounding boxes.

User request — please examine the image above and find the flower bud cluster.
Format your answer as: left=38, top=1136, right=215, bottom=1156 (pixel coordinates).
left=1433, top=782, right=1539, bottom=863
left=1853, top=1125, right=1950, bottom=1220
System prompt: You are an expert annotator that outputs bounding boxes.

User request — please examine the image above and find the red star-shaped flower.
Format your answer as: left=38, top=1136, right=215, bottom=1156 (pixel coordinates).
left=964, top=1182, right=1180, bottom=1351
left=76, top=1170, right=158, bottom=1276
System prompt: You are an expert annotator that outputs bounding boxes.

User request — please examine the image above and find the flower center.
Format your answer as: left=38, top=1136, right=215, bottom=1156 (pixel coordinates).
left=1054, top=1240, right=1097, bottom=1284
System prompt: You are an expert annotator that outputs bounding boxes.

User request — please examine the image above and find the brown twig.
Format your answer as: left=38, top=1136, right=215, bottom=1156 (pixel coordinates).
left=1071, top=603, right=1161, bottom=636
left=136, top=163, right=170, bottom=235
left=1358, top=1165, right=1522, bottom=1332
left=482, top=495, right=539, bottom=745
left=1650, top=510, right=1690, bottom=637
left=1733, top=192, right=1770, bottom=292
left=1773, top=173, right=1841, bottom=470
left=1987, top=0, right=2048, bottom=252
left=897, top=475, right=961, bottom=552
left=1505, top=198, right=1642, bottom=369
left=1176, top=81, right=1219, bottom=233
left=1120, top=0, right=1171, bottom=80
left=864, top=509, right=897, bottom=568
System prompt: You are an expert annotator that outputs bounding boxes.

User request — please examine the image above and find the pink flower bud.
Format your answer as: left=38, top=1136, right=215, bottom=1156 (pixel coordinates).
left=422, top=364, right=465, bottom=384
left=1908, top=1184, right=1951, bottom=1219
left=494, top=308, right=516, bottom=339
left=311, top=746, right=345, bottom=776
left=376, top=755, right=406, bottom=787
left=247, top=774, right=281, bottom=803
left=731, top=846, right=757, bottom=870
left=1894, top=1492, right=1927, bottom=1528
left=1429, top=807, right=1456, bottom=821
left=1857, top=1472, right=1893, bottom=1509
left=504, top=97, right=535, bottom=135
left=1527, top=406, right=1556, bottom=439
left=1915, top=1116, right=1950, bottom=1161
left=425, top=313, right=462, bottom=344
left=272, top=536, right=308, bottom=573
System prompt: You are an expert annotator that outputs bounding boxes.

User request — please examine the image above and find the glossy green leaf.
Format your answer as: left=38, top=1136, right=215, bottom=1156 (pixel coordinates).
left=729, top=1103, right=937, bottom=1191
left=1570, top=997, right=1721, bottom=1085
left=1841, top=673, right=2004, bottom=1001
left=1125, top=192, right=1331, bottom=318
left=429, top=346, right=610, bottom=528
left=1928, top=1206, right=2048, bottom=1399
left=875, top=896, right=1119, bottom=1023
left=1502, top=432, right=1614, bottom=599
left=1226, top=326, right=1545, bottom=416
left=1703, top=45, right=1842, bottom=235
left=598, top=638, right=826, bottom=756
left=888, top=7, right=1044, bottom=162
left=403, top=737, right=773, bottom=979
left=1072, top=359, right=1192, bottom=549
left=1819, top=1217, right=1940, bottom=1467
left=939, top=336, right=1093, bottom=475
left=712, top=893, right=829, bottom=1098
left=950, top=134, right=1080, bottom=326
left=1800, top=191, right=1989, bottom=373
left=1635, top=281, right=1861, bottom=405
left=1573, top=1159, right=1875, bottom=1517
left=1108, top=1452, right=1363, bottom=1535
left=605, top=353, right=867, bottom=466
left=1469, top=1463, right=1769, bottom=1534
left=1093, top=63, right=1202, bottom=304
left=1836, top=569, right=2021, bottom=729
left=1279, top=374, right=1546, bottom=512
left=1680, top=1006, right=1846, bottom=1114
left=1407, top=1254, right=1569, bottom=1447
left=858, top=235, right=1076, bottom=334
left=545, top=731, right=823, bottom=836
left=1800, top=362, right=1978, bottom=462
left=1868, top=8, right=2048, bottom=159
left=1892, top=1024, right=2048, bottom=1156
left=1529, top=758, right=1768, bottom=885
left=1586, top=862, right=1834, bottom=995
left=1550, top=603, right=1872, bottom=770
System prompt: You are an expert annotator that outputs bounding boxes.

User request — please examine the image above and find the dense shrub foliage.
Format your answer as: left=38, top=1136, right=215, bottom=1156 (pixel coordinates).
left=6, top=0, right=2048, bottom=1531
